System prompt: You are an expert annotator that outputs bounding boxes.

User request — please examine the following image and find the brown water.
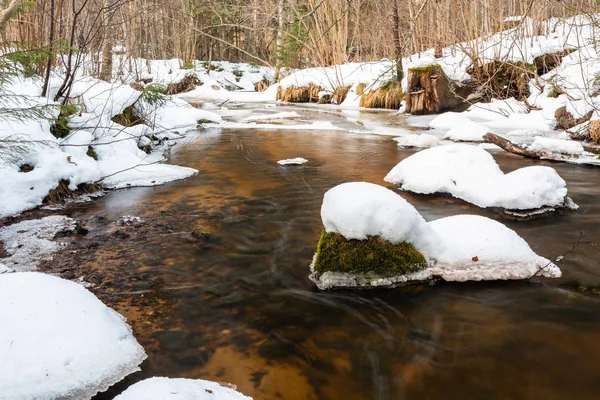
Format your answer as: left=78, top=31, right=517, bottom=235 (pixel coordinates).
left=82, top=110, right=600, bottom=400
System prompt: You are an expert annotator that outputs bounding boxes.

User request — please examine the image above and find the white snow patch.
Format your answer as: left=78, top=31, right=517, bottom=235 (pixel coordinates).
left=0, top=272, right=147, bottom=399
left=393, top=134, right=440, bottom=148
left=444, top=121, right=490, bottom=142
left=528, top=136, right=585, bottom=155
left=277, top=157, right=308, bottom=165
left=243, top=111, right=300, bottom=122
left=0, top=216, right=76, bottom=272
left=114, top=377, right=252, bottom=400
left=384, top=144, right=569, bottom=210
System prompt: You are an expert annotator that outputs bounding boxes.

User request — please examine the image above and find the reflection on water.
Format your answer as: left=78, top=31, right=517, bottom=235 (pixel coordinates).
left=82, top=115, right=600, bottom=399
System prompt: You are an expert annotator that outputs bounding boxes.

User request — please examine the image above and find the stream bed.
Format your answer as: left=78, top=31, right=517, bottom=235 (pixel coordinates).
left=53, top=106, right=600, bottom=400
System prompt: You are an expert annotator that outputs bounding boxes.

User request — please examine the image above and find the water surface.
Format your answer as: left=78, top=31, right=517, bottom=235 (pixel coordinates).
left=83, top=108, right=600, bottom=400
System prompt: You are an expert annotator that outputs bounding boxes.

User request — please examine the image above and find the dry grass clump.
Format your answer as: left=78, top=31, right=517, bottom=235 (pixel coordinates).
left=276, top=83, right=323, bottom=103
left=590, top=120, right=600, bottom=144
left=332, top=85, right=351, bottom=104
left=165, top=75, right=202, bottom=95
left=43, top=180, right=103, bottom=204
left=359, top=80, right=403, bottom=109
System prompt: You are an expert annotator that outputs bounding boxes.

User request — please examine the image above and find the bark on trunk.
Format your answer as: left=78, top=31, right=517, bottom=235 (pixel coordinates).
left=405, top=65, right=469, bottom=115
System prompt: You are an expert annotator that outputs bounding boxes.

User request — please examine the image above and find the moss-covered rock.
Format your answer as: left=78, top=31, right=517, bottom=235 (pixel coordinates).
left=112, top=105, right=145, bottom=127
left=313, top=230, right=427, bottom=276
left=50, top=104, right=77, bottom=139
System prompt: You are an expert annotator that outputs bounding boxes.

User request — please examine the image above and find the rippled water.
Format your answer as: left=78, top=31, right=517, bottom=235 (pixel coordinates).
left=84, top=107, right=600, bottom=399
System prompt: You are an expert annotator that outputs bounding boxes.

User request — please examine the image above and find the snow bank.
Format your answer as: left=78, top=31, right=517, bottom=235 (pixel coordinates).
left=384, top=144, right=570, bottom=211
left=0, top=216, right=75, bottom=272
left=114, top=377, right=252, bottom=400
left=0, top=70, right=216, bottom=218
left=393, top=134, right=440, bottom=148
left=278, top=157, right=308, bottom=165
left=312, top=182, right=560, bottom=289
left=528, top=136, right=585, bottom=154
left=0, top=272, right=147, bottom=399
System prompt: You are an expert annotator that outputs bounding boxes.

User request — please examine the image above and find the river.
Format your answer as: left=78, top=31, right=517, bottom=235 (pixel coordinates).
left=78, top=105, right=600, bottom=400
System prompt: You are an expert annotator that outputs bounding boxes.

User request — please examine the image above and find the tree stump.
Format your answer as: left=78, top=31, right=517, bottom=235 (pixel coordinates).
left=405, top=65, right=466, bottom=115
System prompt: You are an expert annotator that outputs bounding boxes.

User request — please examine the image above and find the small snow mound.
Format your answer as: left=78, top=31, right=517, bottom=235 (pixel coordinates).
left=528, top=136, right=585, bottom=155
left=0, top=272, right=147, bottom=399
left=114, top=377, right=252, bottom=400
left=277, top=157, right=308, bottom=165
left=428, top=215, right=560, bottom=280
left=393, top=134, right=439, bottom=148
left=444, top=121, right=490, bottom=142
left=0, top=216, right=76, bottom=272
left=384, top=144, right=569, bottom=210
left=428, top=112, right=472, bottom=130
left=321, top=182, right=437, bottom=251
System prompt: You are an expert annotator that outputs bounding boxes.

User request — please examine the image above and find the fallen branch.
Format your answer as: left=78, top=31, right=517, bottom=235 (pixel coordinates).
left=483, top=132, right=552, bottom=159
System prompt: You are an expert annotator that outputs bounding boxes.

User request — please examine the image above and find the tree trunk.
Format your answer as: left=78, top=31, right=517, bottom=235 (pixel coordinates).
left=483, top=133, right=552, bottom=159
left=405, top=65, right=469, bottom=115
left=41, top=0, right=56, bottom=98
left=392, top=0, right=403, bottom=82
left=100, top=0, right=115, bottom=82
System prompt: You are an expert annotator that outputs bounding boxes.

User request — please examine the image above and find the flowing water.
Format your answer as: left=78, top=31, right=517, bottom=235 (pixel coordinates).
left=82, top=106, right=600, bottom=400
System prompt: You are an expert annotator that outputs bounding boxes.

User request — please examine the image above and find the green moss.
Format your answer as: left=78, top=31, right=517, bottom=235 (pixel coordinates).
left=86, top=145, right=98, bottom=160
left=50, top=104, right=77, bottom=139
left=112, top=105, right=144, bottom=127
left=197, top=118, right=215, bottom=124
left=313, top=230, right=427, bottom=276
left=408, top=63, right=443, bottom=74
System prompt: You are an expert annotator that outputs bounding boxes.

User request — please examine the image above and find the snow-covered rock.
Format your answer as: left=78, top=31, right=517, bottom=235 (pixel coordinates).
left=0, top=216, right=76, bottom=272
left=528, top=136, right=585, bottom=155
left=444, top=120, right=490, bottom=142
left=114, top=377, right=252, bottom=400
left=0, top=272, right=147, bottom=399
left=384, top=144, right=572, bottom=211
left=310, top=182, right=560, bottom=290
left=277, top=157, right=308, bottom=165
left=393, top=134, right=440, bottom=148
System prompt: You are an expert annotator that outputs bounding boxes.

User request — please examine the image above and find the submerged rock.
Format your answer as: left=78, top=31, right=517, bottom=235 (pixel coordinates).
left=310, top=182, right=561, bottom=290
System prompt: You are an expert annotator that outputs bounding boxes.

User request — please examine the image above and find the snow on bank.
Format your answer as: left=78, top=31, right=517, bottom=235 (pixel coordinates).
left=0, top=70, right=219, bottom=219
left=114, top=377, right=252, bottom=400
left=243, top=111, right=300, bottom=122
left=0, top=216, right=76, bottom=272
left=311, top=182, right=560, bottom=289
left=0, top=272, right=147, bottom=399
left=384, top=144, right=571, bottom=211
left=278, top=157, right=308, bottom=165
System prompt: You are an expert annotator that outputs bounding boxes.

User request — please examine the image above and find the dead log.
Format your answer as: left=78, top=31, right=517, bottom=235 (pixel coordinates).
left=483, top=133, right=553, bottom=159
left=405, top=64, right=471, bottom=115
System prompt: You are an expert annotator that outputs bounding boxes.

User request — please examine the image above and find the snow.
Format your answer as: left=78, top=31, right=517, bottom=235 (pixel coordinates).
left=0, top=68, right=218, bottom=218
left=321, top=182, right=439, bottom=251
left=312, top=182, right=560, bottom=289
left=0, top=272, right=147, bottom=399
left=384, top=144, right=570, bottom=210
left=114, top=377, right=252, bottom=400
left=243, top=111, right=300, bottom=122
left=277, top=157, right=308, bottom=165
left=428, top=112, right=472, bottom=130
left=528, top=136, right=585, bottom=154
left=0, top=216, right=76, bottom=272
left=393, top=134, right=440, bottom=148
left=444, top=120, right=490, bottom=142
left=221, top=121, right=342, bottom=131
